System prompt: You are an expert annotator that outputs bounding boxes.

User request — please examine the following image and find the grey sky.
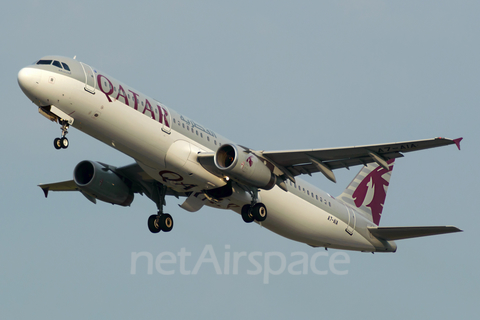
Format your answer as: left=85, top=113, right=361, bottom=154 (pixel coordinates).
left=1, top=1, right=478, bottom=319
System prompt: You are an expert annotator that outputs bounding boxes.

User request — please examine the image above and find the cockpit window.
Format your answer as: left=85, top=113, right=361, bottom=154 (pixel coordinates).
left=37, top=60, right=52, bottom=65
left=36, top=59, right=71, bottom=71
left=61, top=62, right=70, bottom=71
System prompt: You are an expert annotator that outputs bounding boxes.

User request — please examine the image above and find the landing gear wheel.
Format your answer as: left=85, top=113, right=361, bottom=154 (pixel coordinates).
left=160, top=214, right=174, bottom=232
left=148, top=215, right=161, bottom=233
left=252, top=203, right=267, bottom=222
left=60, top=137, right=69, bottom=149
left=241, top=205, right=254, bottom=223
left=54, top=138, right=62, bottom=150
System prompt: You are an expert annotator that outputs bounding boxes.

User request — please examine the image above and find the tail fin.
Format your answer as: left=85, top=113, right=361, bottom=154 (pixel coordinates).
left=337, top=159, right=395, bottom=225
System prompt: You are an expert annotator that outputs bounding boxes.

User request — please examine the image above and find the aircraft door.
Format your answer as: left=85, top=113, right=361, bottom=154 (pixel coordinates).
left=81, top=63, right=96, bottom=94
left=345, top=206, right=356, bottom=236
left=160, top=104, right=172, bottom=134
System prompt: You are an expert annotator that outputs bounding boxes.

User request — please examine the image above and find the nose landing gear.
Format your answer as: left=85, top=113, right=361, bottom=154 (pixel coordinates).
left=54, top=120, right=70, bottom=150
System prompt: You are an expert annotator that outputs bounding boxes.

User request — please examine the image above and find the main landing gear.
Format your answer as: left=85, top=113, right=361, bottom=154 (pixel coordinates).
left=241, top=203, right=267, bottom=223
left=147, top=182, right=174, bottom=233
left=54, top=120, right=69, bottom=150
left=148, top=213, right=174, bottom=233
left=241, top=187, right=267, bottom=223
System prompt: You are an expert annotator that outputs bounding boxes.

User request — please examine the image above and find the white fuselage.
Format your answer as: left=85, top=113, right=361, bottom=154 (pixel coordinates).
left=18, top=58, right=396, bottom=252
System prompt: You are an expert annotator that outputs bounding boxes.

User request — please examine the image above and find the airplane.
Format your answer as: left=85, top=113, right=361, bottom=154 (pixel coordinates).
left=17, top=55, right=462, bottom=252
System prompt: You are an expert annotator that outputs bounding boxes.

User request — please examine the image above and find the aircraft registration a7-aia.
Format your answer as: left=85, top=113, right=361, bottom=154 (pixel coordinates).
left=18, top=56, right=462, bottom=253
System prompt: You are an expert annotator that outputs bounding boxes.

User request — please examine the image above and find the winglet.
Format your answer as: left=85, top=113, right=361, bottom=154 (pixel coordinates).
left=40, top=186, right=49, bottom=198
left=453, top=137, right=463, bottom=150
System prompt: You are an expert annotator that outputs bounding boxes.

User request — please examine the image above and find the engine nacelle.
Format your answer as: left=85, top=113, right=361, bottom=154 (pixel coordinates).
left=73, top=160, right=134, bottom=206
left=214, top=144, right=276, bottom=190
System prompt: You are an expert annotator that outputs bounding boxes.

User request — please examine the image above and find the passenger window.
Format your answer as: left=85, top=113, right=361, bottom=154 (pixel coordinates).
left=200, top=133, right=203, bottom=138
left=207, top=136, right=210, bottom=141
left=214, top=140, right=217, bottom=145
left=61, top=62, right=70, bottom=71
left=182, top=124, right=185, bottom=128
left=52, top=60, right=62, bottom=68
left=307, top=191, right=310, bottom=195
left=316, top=195, right=318, bottom=200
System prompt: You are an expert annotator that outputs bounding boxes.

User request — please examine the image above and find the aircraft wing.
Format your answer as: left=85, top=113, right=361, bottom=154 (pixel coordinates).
left=38, top=162, right=186, bottom=205
left=261, top=137, right=462, bottom=182
left=39, top=180, right=99, bottom=204
left=114, top=163, right=186, bottom=198
left=39, top=180, right=79, bottom=197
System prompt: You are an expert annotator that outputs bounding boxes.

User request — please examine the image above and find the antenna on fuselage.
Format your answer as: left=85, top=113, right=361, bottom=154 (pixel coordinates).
left=73, top=56, right=76, bottom=59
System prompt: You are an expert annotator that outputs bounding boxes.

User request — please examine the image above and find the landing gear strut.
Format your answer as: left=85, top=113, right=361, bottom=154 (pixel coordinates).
left=147, top=182, right=174, bottom=233
left=54, top=120, right=69, bottom=150
left=241, top=187, right=267, bottom=223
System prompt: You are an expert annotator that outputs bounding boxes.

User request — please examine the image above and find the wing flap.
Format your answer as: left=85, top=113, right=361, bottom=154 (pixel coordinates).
left=368, top=226, right=462, bottom=240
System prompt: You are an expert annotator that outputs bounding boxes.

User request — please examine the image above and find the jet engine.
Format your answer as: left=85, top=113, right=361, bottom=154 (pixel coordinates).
left=214, top=144, right=276, bottom=190
left=73, top=160, right=134, bottom=206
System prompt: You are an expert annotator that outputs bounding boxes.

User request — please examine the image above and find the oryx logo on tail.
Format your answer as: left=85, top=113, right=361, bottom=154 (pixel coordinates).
left=352, top=160, right=394, bottom=225
left=337, top=159, right=395, bottom=226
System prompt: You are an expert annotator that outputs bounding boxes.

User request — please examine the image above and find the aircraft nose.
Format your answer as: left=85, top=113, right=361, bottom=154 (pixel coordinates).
left=18, top=67, right=41, bottom=95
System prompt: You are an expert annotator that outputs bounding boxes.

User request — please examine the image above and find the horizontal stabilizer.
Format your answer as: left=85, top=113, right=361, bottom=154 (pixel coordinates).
left=368, top=226, right=462, bottom=240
